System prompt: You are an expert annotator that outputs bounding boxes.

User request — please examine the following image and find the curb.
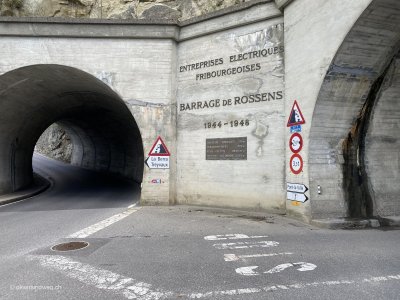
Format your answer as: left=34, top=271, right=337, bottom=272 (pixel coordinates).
left=311, top=218, right=381, bottom=229
left=0, top=173, right=51, bottom=206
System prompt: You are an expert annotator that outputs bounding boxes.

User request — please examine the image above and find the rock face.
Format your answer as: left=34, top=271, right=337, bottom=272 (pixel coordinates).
left=35, top=124, right=72, bottom=163
left=1, top=0, right=249, bottom=21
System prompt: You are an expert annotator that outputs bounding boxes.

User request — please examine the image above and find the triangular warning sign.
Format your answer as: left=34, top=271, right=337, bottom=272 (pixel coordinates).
left=148, top=136, right=170, bottom=156
left=287, top=100, right=306, bottom=127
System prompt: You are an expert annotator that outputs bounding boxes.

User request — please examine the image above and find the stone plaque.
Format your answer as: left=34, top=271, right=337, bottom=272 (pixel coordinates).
left=206, top=137, right=247, bottom=160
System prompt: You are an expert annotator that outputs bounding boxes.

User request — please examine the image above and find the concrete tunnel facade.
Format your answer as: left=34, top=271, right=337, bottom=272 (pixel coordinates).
left=0, top=0, right=399, bottom=224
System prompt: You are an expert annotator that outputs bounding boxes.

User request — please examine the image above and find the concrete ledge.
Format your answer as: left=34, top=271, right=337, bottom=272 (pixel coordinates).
left=378, top=216, right=400, bottom=227
left=0, top=173, right=50, bottom=206
left=311, top=218, right=381, bottom=229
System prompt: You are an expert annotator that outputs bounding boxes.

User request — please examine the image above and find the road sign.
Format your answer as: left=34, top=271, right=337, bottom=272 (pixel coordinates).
left=287, top=191, right=308, bottom=202
left=145, top=156, right=170, bottom=169
left=289, top=153, right=303, bottom=174
left=290, top=125, right=302, bottom=133
left=289, top=133, right=303, bottom=153
left=287, top=100, right=306, bottom=127
left=287, top=183, right=308, bottom=193
left=148, top=136, right=170, bottom=156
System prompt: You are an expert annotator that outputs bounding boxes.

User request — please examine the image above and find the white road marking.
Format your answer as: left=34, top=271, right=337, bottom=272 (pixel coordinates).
left=213, top=241, right=279, bottom=250
left=30, top=255, right=172, bottom=300
left=265, top=262, right=317, bottom=273
left=69, top=206, right=140, bottom=238
left=128, top=203, right=138, bottom=209
left=204, top=234, right=268, bottom=241
left=188, top=274, right=400, bottom=298
left=224, top=252, right=293, bottom=262
left=236, top=266, right=259, bottom=276
left=236, top=262, right=317, bottom=276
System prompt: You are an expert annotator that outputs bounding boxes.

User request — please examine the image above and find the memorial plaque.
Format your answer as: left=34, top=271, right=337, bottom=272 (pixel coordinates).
left=206, top=137, right=247, bottom=160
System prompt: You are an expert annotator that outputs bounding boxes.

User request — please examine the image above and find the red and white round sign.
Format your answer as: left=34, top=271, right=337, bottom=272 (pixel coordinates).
left=289, top=133, right=303, bottom=153
left=290, top=153, right=303, bottom=174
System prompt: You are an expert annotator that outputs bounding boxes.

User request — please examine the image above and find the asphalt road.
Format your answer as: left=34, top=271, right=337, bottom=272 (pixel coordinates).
left=0, top=155, right=399, bottom=300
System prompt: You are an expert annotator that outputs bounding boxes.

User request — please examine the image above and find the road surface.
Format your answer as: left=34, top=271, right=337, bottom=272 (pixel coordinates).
left=0, top=154, right=399, bottom=300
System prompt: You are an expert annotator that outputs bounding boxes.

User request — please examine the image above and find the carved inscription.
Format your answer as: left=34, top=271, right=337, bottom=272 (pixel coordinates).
left=206, top=137, right=247, bottom=160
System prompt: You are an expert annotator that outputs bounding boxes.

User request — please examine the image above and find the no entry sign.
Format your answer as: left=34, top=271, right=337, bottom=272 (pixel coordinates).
left=290, top=153, right=303, bottom=174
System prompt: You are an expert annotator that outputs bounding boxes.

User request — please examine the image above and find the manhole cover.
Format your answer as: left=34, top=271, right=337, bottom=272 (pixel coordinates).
left=51, top=241, right=89, bottom=252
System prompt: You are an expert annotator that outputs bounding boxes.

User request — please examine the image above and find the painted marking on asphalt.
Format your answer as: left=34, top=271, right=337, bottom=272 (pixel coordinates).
left=213, top=241, right=279, bottom=250
left=224, top=252, right=293, bottom=262
left=265, top=262, right=317, bottom=273
left=204, top=234, right=268, bottom=241
left=69, top=206, right=140, bottom=239
left=188, top=274, right=400, bottom=298
left=235, top=266, right=259, bottom=276
left=236, top=262, right=317, bottom=276
left=30, top=255, right=172, bottom=300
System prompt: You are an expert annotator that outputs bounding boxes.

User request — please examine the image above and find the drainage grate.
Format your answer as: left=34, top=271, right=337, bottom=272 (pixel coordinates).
left=51, top=241, right=89, bottom=252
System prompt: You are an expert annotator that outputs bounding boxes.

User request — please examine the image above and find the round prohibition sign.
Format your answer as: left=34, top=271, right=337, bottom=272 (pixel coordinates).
left=290, top=153, right=303, bottom=174
left=289, top=133, right=303, bottom=153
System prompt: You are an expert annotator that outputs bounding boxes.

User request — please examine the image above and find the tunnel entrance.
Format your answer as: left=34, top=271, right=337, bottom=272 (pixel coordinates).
left=0, top=64, right=144, bottom=194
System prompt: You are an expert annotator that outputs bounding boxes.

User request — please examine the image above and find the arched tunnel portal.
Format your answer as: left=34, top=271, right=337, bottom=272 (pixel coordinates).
left=0, top=64, right=144, bottom=194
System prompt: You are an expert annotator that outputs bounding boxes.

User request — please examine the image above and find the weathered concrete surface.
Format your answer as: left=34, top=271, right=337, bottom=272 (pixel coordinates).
left=177, top=9, right=285, bottom=212
left=365, top=54, right=400, bottom=217
left=283, top=0, right=377, bottom=221
left=308, top=0, right=400, bottom=220
left=0, top=0, right=399, bottom=222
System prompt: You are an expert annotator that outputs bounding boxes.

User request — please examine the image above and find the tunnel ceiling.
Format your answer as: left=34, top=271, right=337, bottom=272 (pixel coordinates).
left=0, top=64, right=144, bottom=194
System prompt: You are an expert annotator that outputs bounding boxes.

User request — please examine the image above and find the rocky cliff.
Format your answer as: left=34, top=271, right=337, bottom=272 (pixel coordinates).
left=1, top=0, right=249, bottom=21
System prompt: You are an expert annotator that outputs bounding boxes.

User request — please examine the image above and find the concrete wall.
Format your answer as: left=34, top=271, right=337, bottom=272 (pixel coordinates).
left=308, top=0, right=400, bottom=219
left=177, top=3, right=285, bottom=212
left=0, top=0, right=399, bottom=220
left=0, top=24, right=177, bottom=200
left=282, top=0, right=374, bottom=221
left=365, top=54, right=400, bottom=217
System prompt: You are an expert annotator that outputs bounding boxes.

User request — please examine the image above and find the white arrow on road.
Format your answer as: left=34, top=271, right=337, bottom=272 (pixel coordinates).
left=236, top=262, right=317, bottom=276
left=265, top=262, right=317, bottom=273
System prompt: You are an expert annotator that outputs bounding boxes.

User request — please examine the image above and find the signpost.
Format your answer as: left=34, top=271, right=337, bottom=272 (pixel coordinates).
left=286, top=183, right=308, bottom=193
left=145, top=136, right=170, bottom=169
left=286, top=191, right=308, bottom=202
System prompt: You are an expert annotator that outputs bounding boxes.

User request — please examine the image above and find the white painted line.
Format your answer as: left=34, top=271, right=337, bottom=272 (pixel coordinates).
left=31, top=255, right=172, bottom=300
left=69, top=206, right=140, bottom=238
left=213, top=241, right=279, bottom=250
left=224, top=252, right=293, bottom=262
left=188, top=274, right=400, bottom=298
left=128, top=203, right=138, bottom=209
left=204, top=234, right=268, bottom=241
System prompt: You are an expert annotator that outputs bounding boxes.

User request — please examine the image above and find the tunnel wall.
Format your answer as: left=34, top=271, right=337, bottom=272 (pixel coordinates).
left=0, top=0, right=399, bottom=220
left=365, top=55, right=400, bottom=217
